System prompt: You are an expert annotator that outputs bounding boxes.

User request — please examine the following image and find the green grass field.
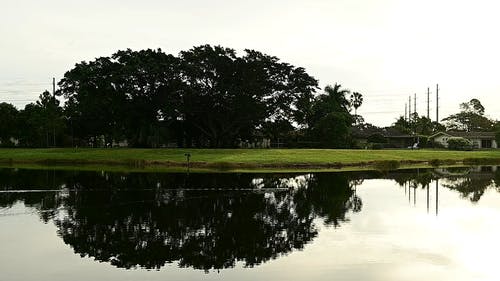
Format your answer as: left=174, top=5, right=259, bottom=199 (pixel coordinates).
left=0, top=148, right=499, bottom=170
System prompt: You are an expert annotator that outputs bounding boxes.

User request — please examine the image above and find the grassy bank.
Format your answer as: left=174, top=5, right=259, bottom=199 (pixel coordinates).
left=0, top=148, right=500, bottom=171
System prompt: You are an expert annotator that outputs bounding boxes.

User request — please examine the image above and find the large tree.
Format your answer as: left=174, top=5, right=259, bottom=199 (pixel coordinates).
left=0, top=102, right=19, bottom=146
left=59, top=56, right=125, bottom=145
left=443, top=99, right=493, bottom=132
left=177, top=45, right=318, bottom=147
left=17, top=91, right=64, bottom=147
left=59, top=49, right=181, bottom=147
left=57, top=45, right=318, bottom=148
left=111, top=49, right=181, bottom=147
left=350, top=91, right=363, bottom=117
left=392, top=114, right=445, bottom=135
left=307, top=84, right=353, bottom=148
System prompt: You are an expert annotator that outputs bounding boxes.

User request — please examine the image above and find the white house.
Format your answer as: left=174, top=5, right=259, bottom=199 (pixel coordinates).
left=0, top=137, right=19, bottom=146
left=429, top=131, right=498, bottom=149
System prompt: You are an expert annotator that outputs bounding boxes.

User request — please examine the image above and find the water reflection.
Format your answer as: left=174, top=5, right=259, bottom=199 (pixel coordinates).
left=0, top=167, right=499, bottom=272
left=385, top=166, right=500, bottom=203
left=0, top=170, right=360, bottom=271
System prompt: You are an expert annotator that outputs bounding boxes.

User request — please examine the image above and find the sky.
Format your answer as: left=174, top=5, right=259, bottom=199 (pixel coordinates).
left=1, top=0, right=499, bottom=126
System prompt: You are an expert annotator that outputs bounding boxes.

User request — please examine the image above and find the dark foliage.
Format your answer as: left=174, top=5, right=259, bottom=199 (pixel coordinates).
left=2, top=45, right=368, bottom=148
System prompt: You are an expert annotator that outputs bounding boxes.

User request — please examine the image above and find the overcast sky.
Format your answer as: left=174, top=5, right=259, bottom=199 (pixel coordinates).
left=1, top=0, right=499, bottom=126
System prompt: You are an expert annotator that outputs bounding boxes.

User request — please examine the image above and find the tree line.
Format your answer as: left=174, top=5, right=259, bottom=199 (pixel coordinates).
left=392, top=98, right=498, bottom=135
left=354, top=98, right=500, bottom=148
left=0, top=45, right=364, bottom=148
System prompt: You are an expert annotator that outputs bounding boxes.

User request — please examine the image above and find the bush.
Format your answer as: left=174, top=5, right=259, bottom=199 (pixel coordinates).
left=370, top=143, right=384, bottom=150
left=447, top=137, right=473, bottom=151
left=428, top=140, right=446, bottom=149
left=428, top=159, right=458, bottom=167
left=428, top=159, right=441, bottom=166
left=383, top=143, right=398, bottom=149
left=367, top=133, right=387, bottom=144
left=418, top=136, right=429, bottom=148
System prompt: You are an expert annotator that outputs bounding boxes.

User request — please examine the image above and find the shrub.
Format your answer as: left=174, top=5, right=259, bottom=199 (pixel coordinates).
left=418, top=136, right=429, bottom=148
left=447, top=137, right=473, bottom=151
left=383, top=143, right=398, bottom=149
left=367, top=133, right=387, bottom=144
left=429, top=159, right=457, bottom=166
left=429, top=140, right=446, bottom=149
left=370, top=143, right=384, bottom=150
left=428, top=159, right=442, bottom=166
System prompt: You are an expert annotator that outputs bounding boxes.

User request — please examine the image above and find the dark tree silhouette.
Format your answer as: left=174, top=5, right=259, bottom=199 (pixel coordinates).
left=350, top=91, right=363, bottom=116
left=307, top=84, right=353, bottom=148
left=443, top=99, right=494, bottom=132
left=0, top=102, right=19, bottom=146
left=56, top=45, right=319, bottom=148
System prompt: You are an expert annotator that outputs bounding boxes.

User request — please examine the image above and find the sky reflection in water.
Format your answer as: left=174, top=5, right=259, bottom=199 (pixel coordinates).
left=0, top=167, right=499, bottom=281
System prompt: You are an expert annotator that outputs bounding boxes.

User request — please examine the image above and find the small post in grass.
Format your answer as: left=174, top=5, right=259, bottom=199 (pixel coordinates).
left=184, top=153, right=191, bottom=173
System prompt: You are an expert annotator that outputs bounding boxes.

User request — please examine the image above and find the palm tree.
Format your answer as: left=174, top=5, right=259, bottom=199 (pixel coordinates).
left=350, top=92, right=363, bottom=116
left=323, top=84, right=351, bottom=111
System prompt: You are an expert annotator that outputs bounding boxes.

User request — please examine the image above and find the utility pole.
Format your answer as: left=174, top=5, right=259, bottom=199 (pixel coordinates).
left=405, top=103, right=408, bottom=122
left=427, top=87, right=430, bottom=119
left=409, top=96, right=412, bottom=121
left=436, top=84, right=439, bottom=123
left=52, top=77, right=56, bottom=147
left=414, top=93, right=417, bottom=116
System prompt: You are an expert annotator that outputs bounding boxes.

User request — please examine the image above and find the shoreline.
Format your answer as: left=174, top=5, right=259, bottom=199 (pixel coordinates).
left=1, top=148, right=499, bottom=172
left=0, top=160, right=479, bottom=174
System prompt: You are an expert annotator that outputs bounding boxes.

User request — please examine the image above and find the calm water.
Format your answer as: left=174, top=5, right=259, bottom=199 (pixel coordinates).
left=1, top=167, right=500, bottom=281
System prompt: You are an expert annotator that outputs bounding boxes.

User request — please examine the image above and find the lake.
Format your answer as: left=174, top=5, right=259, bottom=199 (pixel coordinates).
left=1, top=166, right=499, bottom=281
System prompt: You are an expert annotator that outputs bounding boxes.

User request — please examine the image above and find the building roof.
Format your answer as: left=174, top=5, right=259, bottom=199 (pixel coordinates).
left=430, top=131, right=495, bottom=139
left=385, top=135, right=415, bottom=139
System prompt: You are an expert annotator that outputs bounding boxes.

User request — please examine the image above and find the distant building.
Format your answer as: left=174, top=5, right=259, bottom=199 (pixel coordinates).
left=0, top=137, right=19, bottom=147
left=384, top=134, right=418, bottom=148
left=429, top=131, right=498, bottom=149
left=112, top=139, right=129, bottom=148
left=238, top=138, right=271, bottom=149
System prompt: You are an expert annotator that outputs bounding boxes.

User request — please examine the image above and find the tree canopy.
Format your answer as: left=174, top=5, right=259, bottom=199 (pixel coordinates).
left=0, top=45, right=369, bottom=148
left=0, top=102, right=19, bottom=146
left=306, top=84, right=356, bottom=148
left=55, top=45, right=322, bottom=147
left=443, top=99, right=493, bottom=132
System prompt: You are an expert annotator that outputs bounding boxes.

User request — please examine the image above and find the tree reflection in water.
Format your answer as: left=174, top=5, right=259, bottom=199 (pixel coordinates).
left=383, top=166, right=500, bottom=203
left=2, top=167, right=500, bottom=270
left=420, top=166, right=499, bottom=203
left=438, top=167, right=500, bottom=203
left=0, top=169, right=361, bottom=271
